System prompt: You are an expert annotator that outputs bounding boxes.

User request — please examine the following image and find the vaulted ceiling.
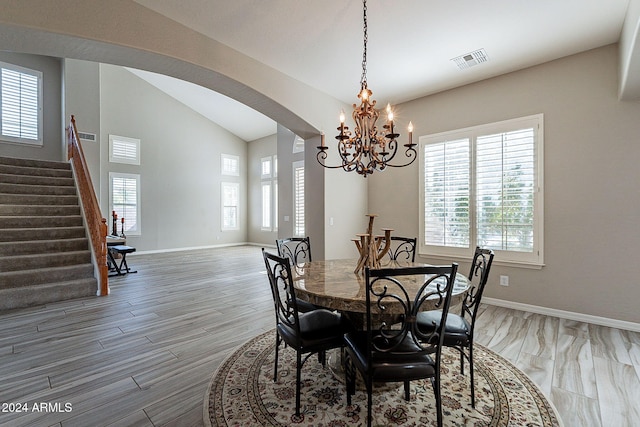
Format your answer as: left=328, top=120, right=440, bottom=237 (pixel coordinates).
left=128, top=0, right=637, bottom=141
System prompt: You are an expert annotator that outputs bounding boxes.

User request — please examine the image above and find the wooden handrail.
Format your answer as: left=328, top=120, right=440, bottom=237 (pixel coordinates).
left=67, top=115, right=109, bottom=296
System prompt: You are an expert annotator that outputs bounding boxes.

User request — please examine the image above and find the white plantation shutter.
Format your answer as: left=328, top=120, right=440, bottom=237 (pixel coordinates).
left=261, top=157, right=272, bottom=178
left=476, top=128, right=535, bottom=252
left=221, top=154, right=239, bottom=176
left=293, top=162, right=305, bottom=237
left=423, top=139, right=470, bottom=248
left=110, top=173, right=141, bottom=235
left=109, top=135, right=140, bottom=165
left=260, top=156, right=277, bottom=231
left=262, top=182, right=271, bottom=229
left=420, top=114, right=543, bottom=266
left=222, top=182, right=239, bottom=230
left=274, top=180, right=278, bottom=231
left=0, top=63, right=42, bottom=144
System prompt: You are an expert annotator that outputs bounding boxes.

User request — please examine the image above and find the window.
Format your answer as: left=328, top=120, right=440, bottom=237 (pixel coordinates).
left=0, top=61, right=42, bottom=145
left=261, top=155, right=278, bottom=231
left=109, top=172, right=141, bottom=236
left=293, top=161, right=305, bottom=237
left=261, top=156, right=272, bottom=179
left=262, top=182, right=272, bottom=229
left=109, top=135, right=140, bottom=165
left=419, top=114, right=543, bottom=266
left=221, top=154, right=239, bottom=176
left=222, top=182, right=239, bottom=230
left=292, top=135, right=305, bottom=153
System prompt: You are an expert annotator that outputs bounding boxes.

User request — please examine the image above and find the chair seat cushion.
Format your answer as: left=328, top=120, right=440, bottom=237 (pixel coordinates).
left=278, top=309, right=348, bottom=351
left=416, top=310, right=470, bottom=346
left=344, top=331, right=436, bottom=382
left=111, top=245, right=136, bottom=254
left=295, top=297, right=318, bottom=313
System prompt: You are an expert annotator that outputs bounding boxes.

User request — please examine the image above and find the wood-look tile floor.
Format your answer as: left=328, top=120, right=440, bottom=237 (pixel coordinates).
left=0, top=245, right=638, bottom=426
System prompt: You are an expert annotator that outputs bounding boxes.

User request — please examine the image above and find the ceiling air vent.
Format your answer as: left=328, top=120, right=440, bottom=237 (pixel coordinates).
left=78, top=132, right=97, bottom=142
left=451, top=49, right=489, bottom=70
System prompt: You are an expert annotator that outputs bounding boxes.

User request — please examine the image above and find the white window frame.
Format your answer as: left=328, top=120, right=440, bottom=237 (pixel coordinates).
left=109, top=172, right=141, bottom=236
left=221, top=153, right=240, bottom=176
left=261, top=156, right=272, bottom=179
left=419, top=114, right=544, bottom=268
left=221, top=182, right=240, bottom=231
left=293, top=161, right=305, bottom=237
left=0, top=61, right=43, bottom=146
left=261, top=181, right=272, bottom=230
left=109, top=135, right=141, bottom=165
left=261, top=155, right=278, bottom=232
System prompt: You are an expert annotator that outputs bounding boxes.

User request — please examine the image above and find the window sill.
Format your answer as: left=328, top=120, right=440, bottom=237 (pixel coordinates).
left=417, top=252, right=544, bottom=270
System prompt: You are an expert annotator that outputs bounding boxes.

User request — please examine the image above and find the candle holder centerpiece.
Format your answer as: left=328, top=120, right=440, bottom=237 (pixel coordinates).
left=353, top=214, right=393, bottom=274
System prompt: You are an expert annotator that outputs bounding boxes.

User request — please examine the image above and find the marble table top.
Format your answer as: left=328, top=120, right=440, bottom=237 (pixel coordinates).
left=291, top=258, right=469, bottom=315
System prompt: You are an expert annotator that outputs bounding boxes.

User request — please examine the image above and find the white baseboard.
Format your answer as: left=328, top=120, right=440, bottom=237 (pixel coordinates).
left=127, top=242, right=276, bottom=256
left=483, top=297, right=640, bottom=333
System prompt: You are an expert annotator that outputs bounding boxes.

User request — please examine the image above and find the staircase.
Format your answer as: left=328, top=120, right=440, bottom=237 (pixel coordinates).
left=0, top=156, right=98, bottom=310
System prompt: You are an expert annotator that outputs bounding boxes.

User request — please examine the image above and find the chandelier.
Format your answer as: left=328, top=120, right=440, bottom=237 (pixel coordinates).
left=316, top=0, right=417, bottom=177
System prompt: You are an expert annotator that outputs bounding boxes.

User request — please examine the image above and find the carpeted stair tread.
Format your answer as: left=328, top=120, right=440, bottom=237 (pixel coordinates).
left=0, top=163, right=72, bottom=178
left=0, top=264, right=95, bottom=289
left=0, top=238, right=89, bottom=256
left=0, top=204, right=80, bottom=216
left=0, top=215, right=83, bottom=228
left=0, top=172, right=75, bottom=187
left=0, top=278, right=98, bottom=311
left=0, top=193, right=79, bottom=206
left=0, top=182, right=77, bottom=196
left=0, top=226, right=86, bottom=242
left=0, top=156, right=72, bottom=170
left=0, top=250, right=92, bottom=272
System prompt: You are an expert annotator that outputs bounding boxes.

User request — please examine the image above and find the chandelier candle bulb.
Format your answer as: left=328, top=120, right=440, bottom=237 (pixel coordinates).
left=408, top=121, right=413, bottom=145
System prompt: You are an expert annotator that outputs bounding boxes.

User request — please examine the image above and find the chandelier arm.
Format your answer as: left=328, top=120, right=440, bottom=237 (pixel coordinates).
left=381, top=146, right=418, bottom=168
left=316, top=153, right=358, bottom=170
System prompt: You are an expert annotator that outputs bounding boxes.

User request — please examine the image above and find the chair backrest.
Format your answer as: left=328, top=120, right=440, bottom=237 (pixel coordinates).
left=262, top=249, right=302, bottom=340
left=276, top=237, right=312, bottom=265
left=364, top=263, right=458, bottom=360
left=462, top=247, right=495, bottom=329
left=384, top=236, right=417, bottom=262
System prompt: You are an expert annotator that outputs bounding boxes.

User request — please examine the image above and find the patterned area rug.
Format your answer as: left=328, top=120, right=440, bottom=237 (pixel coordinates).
left=205, top=330, right=562, bottom=426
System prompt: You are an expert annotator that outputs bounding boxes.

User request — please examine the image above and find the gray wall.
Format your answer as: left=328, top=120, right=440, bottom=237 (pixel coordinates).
left=98, top=64, right=248, bottom=252
left=0, top=52, right=63, bottom=162
left=64, top=59, right=101, bottom=197
left=369, top=44, right=640, bottom=324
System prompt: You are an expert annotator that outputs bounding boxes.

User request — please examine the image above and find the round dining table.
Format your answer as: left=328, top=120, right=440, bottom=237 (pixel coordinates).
left=290, top=258, right=469, bottom=327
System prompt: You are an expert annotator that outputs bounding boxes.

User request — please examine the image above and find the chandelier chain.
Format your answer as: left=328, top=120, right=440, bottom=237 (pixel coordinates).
left=360, top=0, right=368, bottom=90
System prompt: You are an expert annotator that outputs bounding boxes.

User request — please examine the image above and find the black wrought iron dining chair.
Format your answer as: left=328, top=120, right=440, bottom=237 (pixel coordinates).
left=276, top=236, right=317, bottom=312
left=276, top=236, right=312, bottom=264
left=383, top=236, right=417, bottom=262
left=343, top=263, right=459, bottom=427
left=262, top=249, right=352, bottom=417
left=416, top=247, right=494, bottom=408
